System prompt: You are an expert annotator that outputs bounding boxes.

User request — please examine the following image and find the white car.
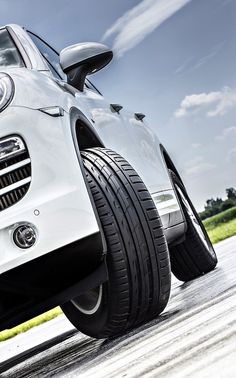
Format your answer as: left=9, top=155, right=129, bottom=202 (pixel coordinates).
left=0, top=24, right=217, bottom=338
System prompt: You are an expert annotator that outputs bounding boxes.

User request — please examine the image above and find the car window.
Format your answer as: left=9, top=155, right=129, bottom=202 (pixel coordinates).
left=0, top=28, right=24, bottom=68
left=86, top=79, right=102, bottom=96
left=27, top=31, right=102, bottom=95
left=27, top=31, right=66, bottom=80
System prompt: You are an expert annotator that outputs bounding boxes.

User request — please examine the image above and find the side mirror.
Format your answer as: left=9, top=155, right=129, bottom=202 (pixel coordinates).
left=60, top=42, right=113, bottom=91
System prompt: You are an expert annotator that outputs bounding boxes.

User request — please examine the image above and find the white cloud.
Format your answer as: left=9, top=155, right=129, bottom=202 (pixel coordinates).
left=215, top=127, right=236, bottom=141
left=175, top=87, right=236, bottom=118
left=174, top=42, right=225, bottom=76
left=174, top=56, right=194, bottom=75
left=184, top=156, right=215, bottom=176
left=191, top=41, right=225, bottom=71
left=102, top=0, right=192, bottom=58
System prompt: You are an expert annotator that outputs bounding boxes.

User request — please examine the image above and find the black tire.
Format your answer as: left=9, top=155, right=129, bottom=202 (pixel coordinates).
left=61, top=148, right=171, bottom=338
left=169, top=171, right=217, bottom=282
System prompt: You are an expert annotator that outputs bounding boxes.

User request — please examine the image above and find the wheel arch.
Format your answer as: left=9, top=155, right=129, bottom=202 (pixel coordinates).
left=160, top=144, right=188, bottom=245
left=70, top=107, right=105, bottom=150
left=160, top=144, right=184, bottom=186
left=69, top=107, right=108, bottom=257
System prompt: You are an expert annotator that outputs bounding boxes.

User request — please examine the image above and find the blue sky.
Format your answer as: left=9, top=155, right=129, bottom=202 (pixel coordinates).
left=0, top=0, right=235, bottom=210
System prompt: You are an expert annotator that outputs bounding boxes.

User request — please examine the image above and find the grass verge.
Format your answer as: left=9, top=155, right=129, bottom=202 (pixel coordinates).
left=203, top=206, right=236, bottom=244
left=205, top=218, right=236, bottom=244
left=0, top=307, right=62, bottom=342
left=203, top=207, right=236, bottom=230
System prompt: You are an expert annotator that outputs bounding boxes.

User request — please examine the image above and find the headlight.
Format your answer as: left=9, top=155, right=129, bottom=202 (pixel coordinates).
left=0, top=72, right=14, bottom=112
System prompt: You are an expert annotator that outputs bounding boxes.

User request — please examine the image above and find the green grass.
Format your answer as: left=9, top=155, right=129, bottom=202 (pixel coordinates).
left=1, top=207, right=236, bottom=343
left=203, top=206, right=236, bottom=244
left=0, top=307, right=62, bottom=342
left=203, top=207, right=236, bottom=230
left=205, top=218, right=236, bottom=244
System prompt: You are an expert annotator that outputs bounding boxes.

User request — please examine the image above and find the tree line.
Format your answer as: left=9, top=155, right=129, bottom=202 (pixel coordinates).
left=199, top=187, right=236, bottom=220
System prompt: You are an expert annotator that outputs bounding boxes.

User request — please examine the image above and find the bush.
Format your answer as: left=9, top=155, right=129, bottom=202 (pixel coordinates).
left=203, top=207, right=236, bottom=231
left=220, top=199, right=236, bottom=212
left=199, top=209, right=213, bottom=220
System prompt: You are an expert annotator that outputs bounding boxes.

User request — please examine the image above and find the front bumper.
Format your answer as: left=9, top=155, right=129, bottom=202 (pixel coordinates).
left=0, top=106, right=102, bottom=274
left=0, top=233, right=106, bottom=331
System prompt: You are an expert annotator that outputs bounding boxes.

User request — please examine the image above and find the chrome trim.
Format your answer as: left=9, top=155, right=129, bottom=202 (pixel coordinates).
left=6, top=24, right=49, bottom=71
left=152, top=190, right=179, bottom=216
left=39, top=106, right=64, bottom=117
left=0, top=158, right=30, bottom=176
left=0, top=177, right=31, bottom=196
left=0, top=136, right=25, bottom=161
left=12, top=223, right=37, bottom=249
left=6, top=26, right=32, bottom=69
left=0, top=136, right=31, bottom=212
left=0, top=73, right=15, bottom=112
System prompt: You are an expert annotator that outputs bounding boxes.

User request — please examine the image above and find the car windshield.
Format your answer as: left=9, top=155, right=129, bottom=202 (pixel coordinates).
left=0, top=28, right=24, bottom=68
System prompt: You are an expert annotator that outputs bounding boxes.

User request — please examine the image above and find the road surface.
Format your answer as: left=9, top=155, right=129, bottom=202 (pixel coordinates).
left=0, top=236, right=236, bottom=377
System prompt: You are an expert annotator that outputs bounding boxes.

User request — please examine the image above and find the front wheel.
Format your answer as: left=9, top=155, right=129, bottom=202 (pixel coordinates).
left=61, top=148, right=171, bottom=339
left=169, top=171, right=217, bottom=282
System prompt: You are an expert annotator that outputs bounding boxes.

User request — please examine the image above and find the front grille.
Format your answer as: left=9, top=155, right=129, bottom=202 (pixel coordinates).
left=0, top=137, right=31, bottom=212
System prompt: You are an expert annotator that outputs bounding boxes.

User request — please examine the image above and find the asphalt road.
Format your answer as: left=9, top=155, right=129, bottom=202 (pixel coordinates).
left=0, top=236, right=236, bottom=377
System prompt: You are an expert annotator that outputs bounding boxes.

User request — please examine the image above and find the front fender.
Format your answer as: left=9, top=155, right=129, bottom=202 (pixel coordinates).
left=0, top=106, right=102, bottom=273
left=4, top=68, right=75, bottom=112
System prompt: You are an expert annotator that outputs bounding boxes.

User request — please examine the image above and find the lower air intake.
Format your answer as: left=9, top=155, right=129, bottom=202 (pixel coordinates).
left=0, top=136, right=31, bottom=212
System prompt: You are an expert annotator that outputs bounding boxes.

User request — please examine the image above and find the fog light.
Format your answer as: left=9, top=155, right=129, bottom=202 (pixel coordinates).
left=13, top=224, right=37, bottom=249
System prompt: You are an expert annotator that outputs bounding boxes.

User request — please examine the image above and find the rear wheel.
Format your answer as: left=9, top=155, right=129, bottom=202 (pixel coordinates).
left=169, top=171, right=217, bottom=281
left=61, top=148, right=171, bottom=338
